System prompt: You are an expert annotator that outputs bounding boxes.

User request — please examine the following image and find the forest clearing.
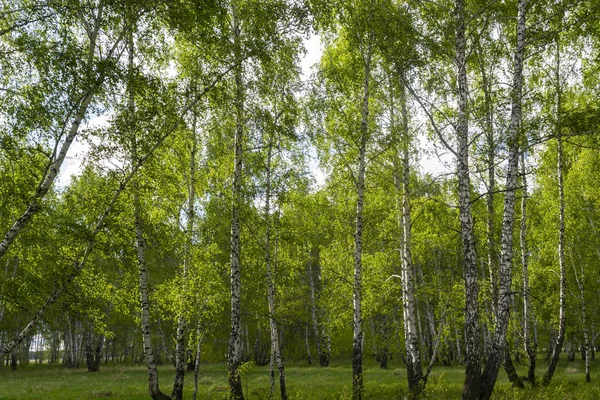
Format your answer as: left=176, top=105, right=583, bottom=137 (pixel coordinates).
left=2, top=0, right=600, bottom=399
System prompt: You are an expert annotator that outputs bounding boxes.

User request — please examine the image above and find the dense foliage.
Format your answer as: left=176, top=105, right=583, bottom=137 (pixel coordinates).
left=1, top=0, right=600, bottom=399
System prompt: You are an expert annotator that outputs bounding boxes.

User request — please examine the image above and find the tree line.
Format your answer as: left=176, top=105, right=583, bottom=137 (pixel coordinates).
left=1, top=0, right=600, bottom=399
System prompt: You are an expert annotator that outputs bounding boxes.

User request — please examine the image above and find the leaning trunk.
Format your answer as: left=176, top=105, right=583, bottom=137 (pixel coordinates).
left=0, top=5, right=115, bottom=259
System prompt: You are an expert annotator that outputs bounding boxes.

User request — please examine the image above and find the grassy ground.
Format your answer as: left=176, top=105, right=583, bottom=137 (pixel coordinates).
left=1, top=358, right=600, bottom=399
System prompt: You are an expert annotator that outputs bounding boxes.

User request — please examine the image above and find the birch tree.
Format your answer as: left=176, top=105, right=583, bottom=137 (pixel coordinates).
left=127, top=26, right=171, bottom=400
left=0, top=0, right=127, bottom=258
left=542, top=37, right=567, bottom=388
left=479, top=0, right=527, bottom=397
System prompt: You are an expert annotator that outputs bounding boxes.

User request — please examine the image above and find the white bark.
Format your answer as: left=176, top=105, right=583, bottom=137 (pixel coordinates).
left=264, top=143, right=287, bottom=400
left=395, top=77, right=424, bottom=393
left=543, top=37, right=567, bottom=387
left=455, top=1, right=480, bottom=398
left=228, top=2, right=244, bottom=398
left=173, top=104, right=198, bottom=400
left=352, top=37, right=371, bottom=400
left=521, top=150, right=536, bottom=383
left=479, top=0, right=526, bottom=397
left=478, top=45, right=498, bottom=320
left=129, top=29, right=170, bottom=400
left=572, top=255, right=590, bottom=382
left=192, top=325, right=204, bottom=400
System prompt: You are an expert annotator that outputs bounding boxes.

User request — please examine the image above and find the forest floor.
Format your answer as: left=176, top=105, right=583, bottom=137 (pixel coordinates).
left=1, top=357, right=600, bottom=399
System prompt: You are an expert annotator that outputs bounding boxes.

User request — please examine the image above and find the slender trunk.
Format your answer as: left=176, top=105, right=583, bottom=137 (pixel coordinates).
left=543, top=38, right=567, bottom=387
left=10, top=343, right=17, bottom=370
left=305, top=319, right=312, bottom=365
left=135, top=160, right=169, bottom=400
left=521, top=151, right=536, bottom=384
left=228, top=2, right=244, bottom=397
left=68, top=319, right=75, bottom=368
left=580, top=276, right=590, bottom=383
left=172, top=101, right=198, bottom=400
left=129, top=27, right=170, bottom=400
left=264, top=143, right=287, bottom=400
left=571, top=251, right=590, bottom=382
left=192, top=325, right=203, bottom=400
left=308, top=261, right=323, bottom=364
left=352, top=38, right=371, bottom=400
left=424, top=306, right=446, bottom=382
left=479, top=1, right=526, bottom=398
left=479, top=48, right=498, bottom=319
left=455, top=1, right=480, bottom=398
left=379, top=317, right=389, bottom=369
left=396, top=77, right=424, bottom=394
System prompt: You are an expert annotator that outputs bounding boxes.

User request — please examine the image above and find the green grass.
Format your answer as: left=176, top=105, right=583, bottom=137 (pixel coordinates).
left=2, top=358, right=600, bottom=399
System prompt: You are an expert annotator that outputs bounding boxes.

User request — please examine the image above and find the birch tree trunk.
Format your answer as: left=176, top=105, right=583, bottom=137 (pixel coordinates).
left=308, top=257, right=330, bottom=366
left=521, top=150, right=537, bottom=384
left=396, top=78, right=424, bottom=394
left=136, top=211, right=169, bottom=400
left=477, top=47, right=498, bottom=320
left=264, top=143, right=287, bottom=400
left=192, top=324, right=203, bottom=400
left=172, top=102, right=198, bottom=400
left=305, top=320, right=312, bottom=365
left=228, top=1, right=245, bottom=397
left=572, top=256, right=590, bottom=382
left=85, top=328, right=103, bottom=373
left=479, top=0, right=526, bottom=398
left=454, top=1, right=481, bottom=398
left=352, top=38, right=372, bottom=400
left=543, top=38, right=567, bottom=387
left=128, top=27, right=170, bottom=400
